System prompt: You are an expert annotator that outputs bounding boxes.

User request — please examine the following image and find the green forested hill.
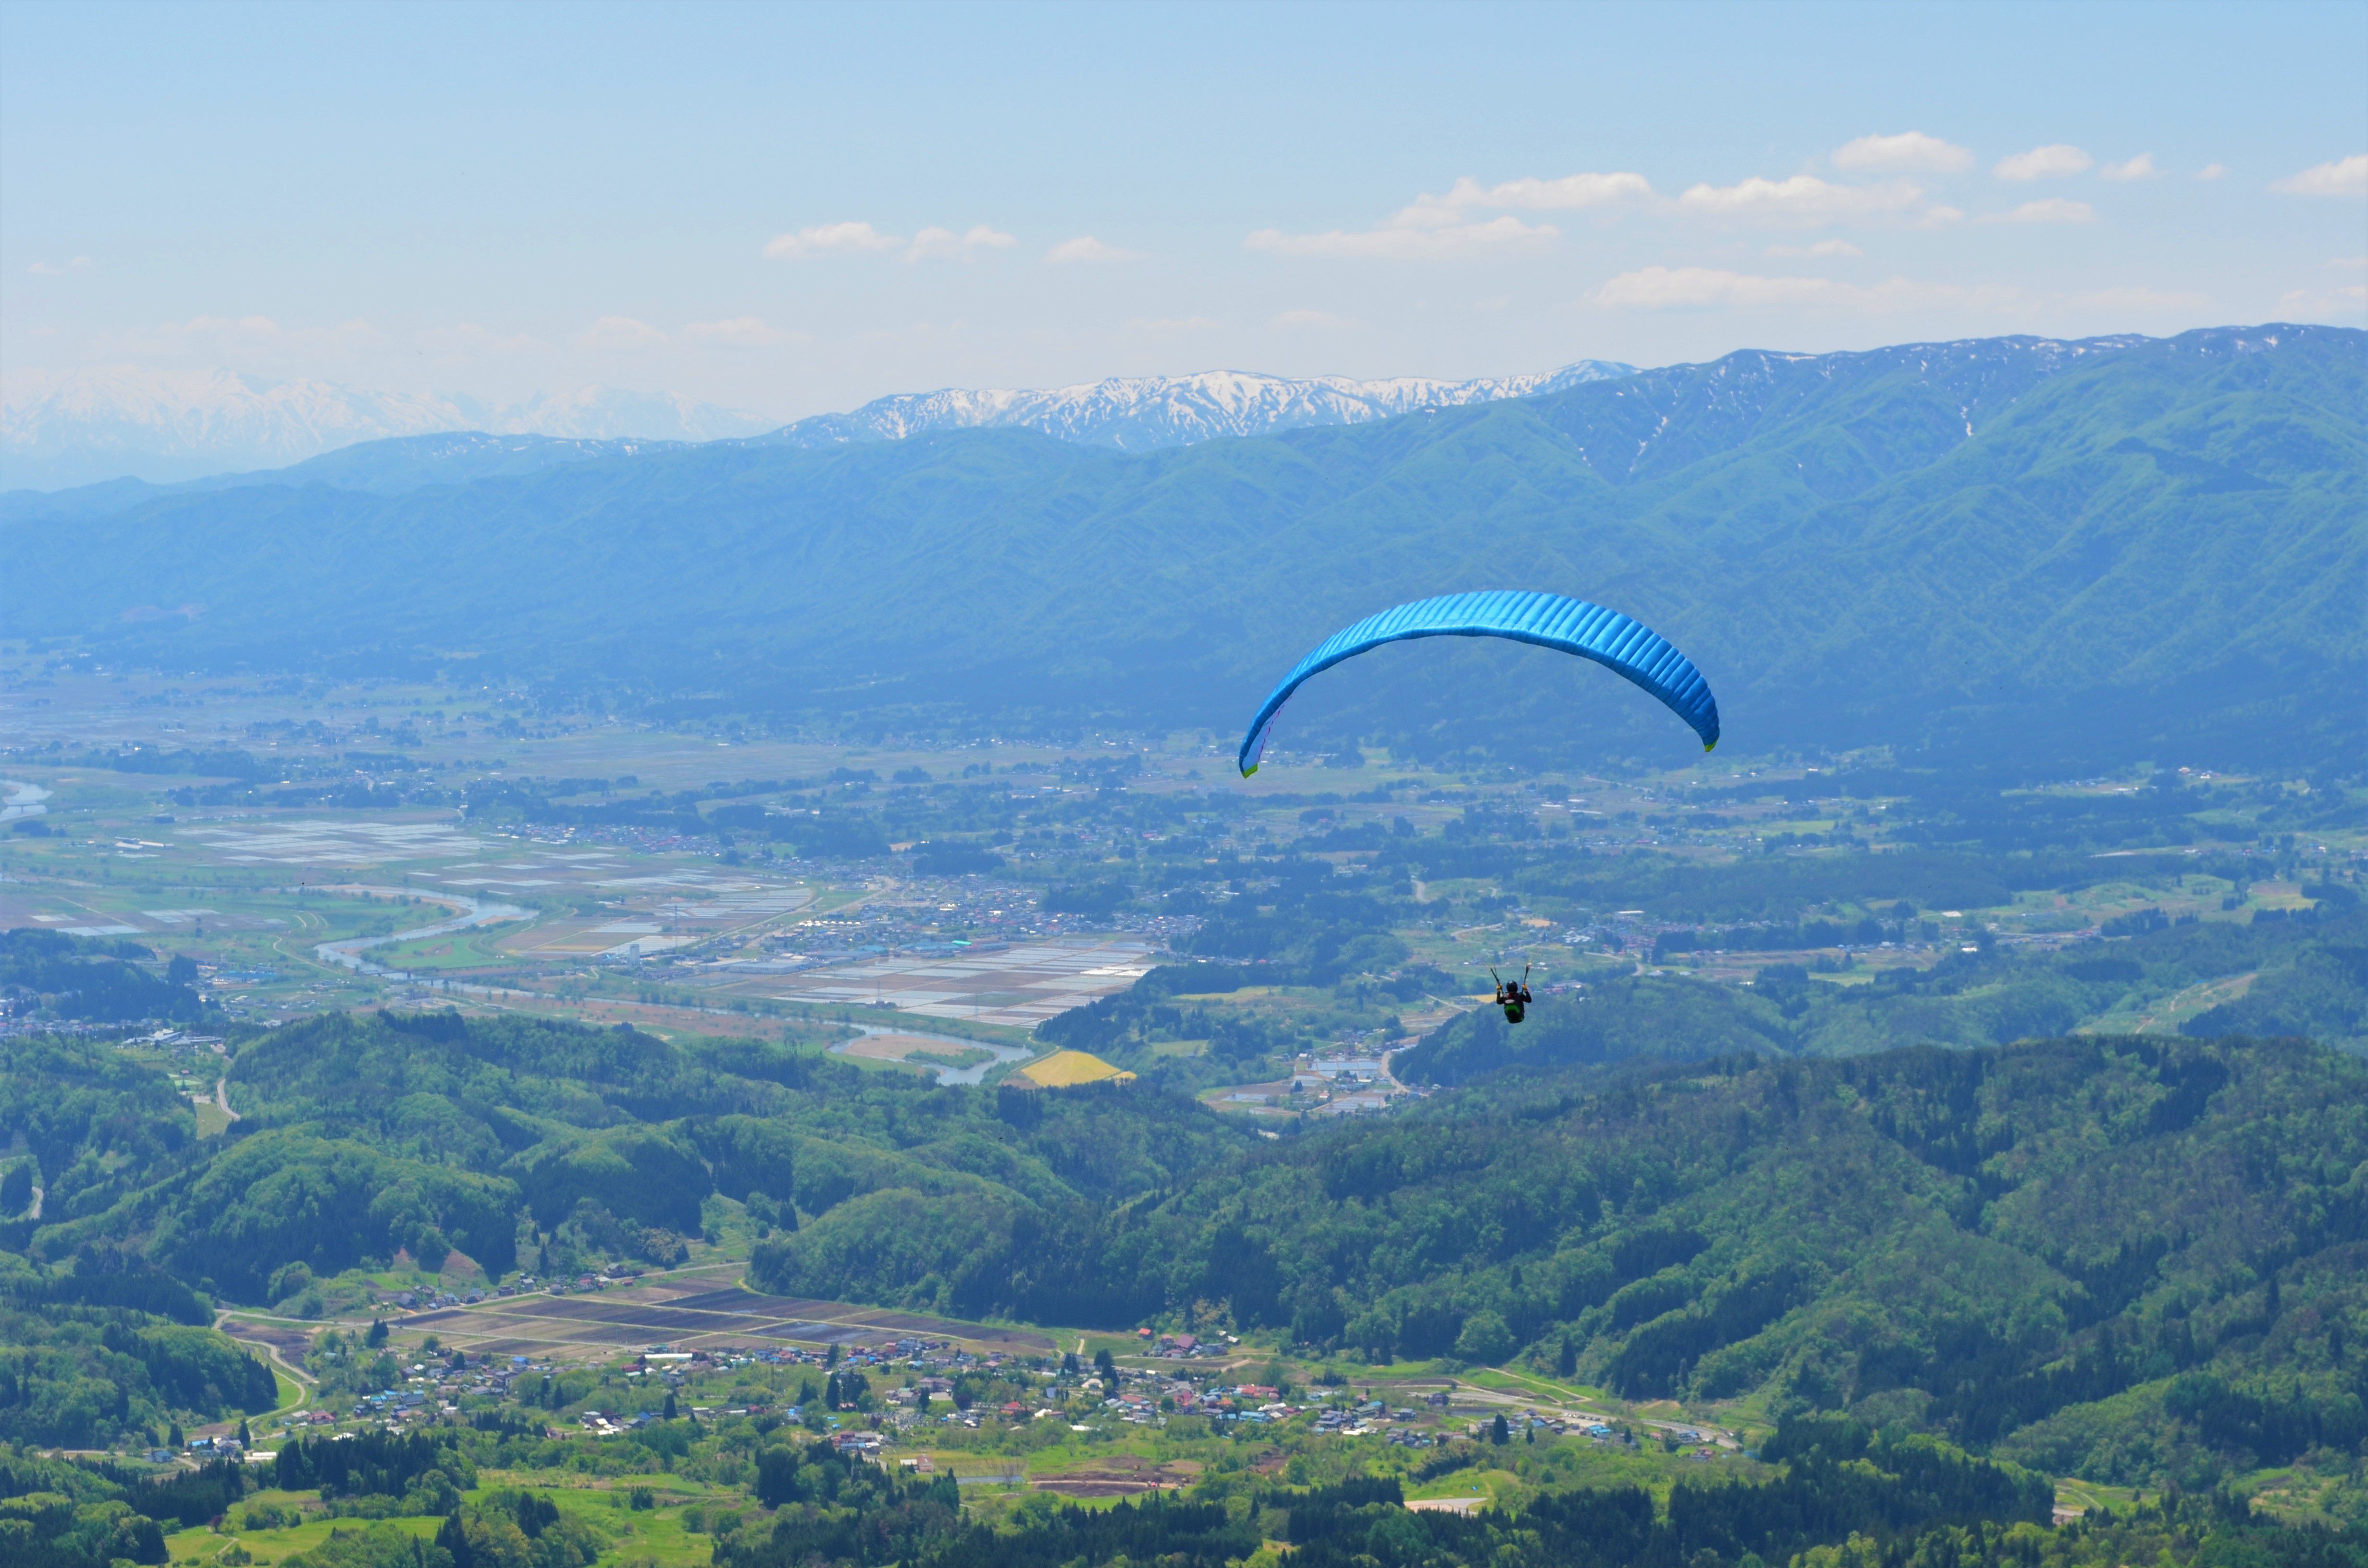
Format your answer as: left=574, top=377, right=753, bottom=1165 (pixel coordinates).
left=752, top=1033, right=2368, bottom=1487
left=1390, top=907, right=2367, bottom=1082
left=5, top=1005, right=2365, bottom=1487
left=7, top=1012, right=1255, bottom=1307
left=4, top=325, right=2358, bottom=770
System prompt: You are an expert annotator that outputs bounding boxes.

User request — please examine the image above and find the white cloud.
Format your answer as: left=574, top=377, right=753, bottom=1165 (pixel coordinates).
left=2069, top=286, right=2210, bottom=312
left=1676, top=174, right=1924, bottom=224
left=1396, top=171, right=1653, bottom=227
left=2099, top=154, right=2157, bottom=180
left=765, top=220, right=1016, bottom=261
left=1984, top=198, right=2097, bottom=224
left=2271, top=154, right=2368, bottom=197
left=25, top=255, right=92, bottom=275
left=575, top=316, right=666, bottom=349
left=1246, top=169, right=1649, bottom=259
left=2196, top=163, right=2227, bottom=181
left=1994, top=144, right=2094, bottom=181
left=1765, top=239, right=1864, bottom=258
left=174, top=313, right=284, bottom=338
left=2278, top=283, right=2368, bottom=316
left=763, top=221, right=903, bottom=259
left=907, top=224, right=1016, bottom=261
left=1044, top=235, right=1146, bottom=264
left=1595, top=267, right=1841, bottom=308
left=1832, top=132, right=1973, bottom=173
left=2329, top=255, right=2368, bottom=269
left=1250, top=163, right=1931, bottom=255
left=1918, top=205, right=1967, bottom=227
left=421, top=322, right=547, bottom=358
left=157, top=314, right=385, bottom=350
left=683, top=316, right=804, bottom=349
left=1272, top=308, right=1360, bottom=329
left=1246, top=213, right=1557, bottom=259
left=1590, top=266, right=1986, bottom=312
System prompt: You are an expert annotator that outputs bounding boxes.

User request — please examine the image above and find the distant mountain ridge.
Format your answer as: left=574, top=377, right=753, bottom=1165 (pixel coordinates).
left=0, top=368, right=768, bottom=490
left=5, top=325, right=2357, bottom=772
left=760, top=361, right=1636, bottom=452
left=3, top=359, right=1638, bottom=489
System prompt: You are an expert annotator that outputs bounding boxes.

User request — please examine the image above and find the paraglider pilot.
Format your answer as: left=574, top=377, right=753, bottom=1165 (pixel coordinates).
left=1492, top=965, right=1533, bottom=1025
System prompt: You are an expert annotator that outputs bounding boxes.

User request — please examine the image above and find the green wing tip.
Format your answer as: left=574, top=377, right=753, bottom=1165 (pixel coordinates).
left=1704, top=740, right=1717, bottom=752
left=1241, top=763, right=1258, bottom=776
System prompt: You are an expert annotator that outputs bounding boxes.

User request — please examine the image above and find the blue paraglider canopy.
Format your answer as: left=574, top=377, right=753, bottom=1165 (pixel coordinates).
left=1237, top=589, right=1719, bottom=776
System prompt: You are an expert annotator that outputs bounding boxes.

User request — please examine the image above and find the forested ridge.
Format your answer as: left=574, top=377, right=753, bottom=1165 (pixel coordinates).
left=6, top=965, right=2366, bottom=1486
left=749, top=1031, right=2368, bottom=1488
left=7, top=325, right=2359, bottom=771
left=7, top=1008, right=1254, bottom=1316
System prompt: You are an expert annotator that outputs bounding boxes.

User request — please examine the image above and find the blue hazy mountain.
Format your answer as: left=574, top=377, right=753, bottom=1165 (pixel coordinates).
left=4, top=325, right=2357, bottom=772
left=0, top=432, right=687, bottom=523
left=0, top=370, right=765, bottom=490
left=1, top=362, right=1634, bottom=492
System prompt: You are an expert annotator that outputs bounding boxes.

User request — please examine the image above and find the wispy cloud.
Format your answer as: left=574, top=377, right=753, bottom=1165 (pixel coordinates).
left=683, top=316, right=805, bottom=349
left=1247, top=214, right=1556, bottom=259
left=25, top=255, right=93, bottom=276
left=1765, top=239, right=1864, bottom=258
left=1985, top=198, right=2097, bottom=225
left=1591, top=266, right=1981, bottom=312
left=2270, top=154, right=2368, bottom=197
left=2099, top=154, right=2157, bottom=181
left=1396, top=172, right=1654, bottom=226
left=1246, top=169, right=1649, bottom=259
left=1591, top=266, right=2191, bottom=319
left=421, top=322, right=548, bottom=358
left=158, top=314, right=385, bottom=350
left=2196, top=163, right=2227, bottom=181
left=907, top=225, right=1016, bottom=261
left=2278, top=283, right=2368, bottom=316
left=1595, top=267, right=1838, bottom=308
left=1676, top=175, right=1924, bottom=224
left=1252, top=163, right=1942, bottom=256
left=1272, top=308, right=1360, bottom=329
left=575, top=316, right=666, bottom=349
left=2069, top=286, right=2209, bottom=311
left=1994, top=144, right=2093, bottom=181
left=764, top=221, right=904, bottom=259
left=765, top=220, right=1018, bottom=261
left=1044, top=235, right=1146, bottom=264
left=1832, top=132, right=1972, bottom=173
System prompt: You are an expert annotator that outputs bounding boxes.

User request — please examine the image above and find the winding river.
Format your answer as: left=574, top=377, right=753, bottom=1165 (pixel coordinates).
left=831, top=1024, right=1035, bottom=1087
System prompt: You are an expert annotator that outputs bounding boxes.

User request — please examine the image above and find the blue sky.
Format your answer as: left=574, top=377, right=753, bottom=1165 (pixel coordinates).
left=3, top=0, right=2362, bottom=418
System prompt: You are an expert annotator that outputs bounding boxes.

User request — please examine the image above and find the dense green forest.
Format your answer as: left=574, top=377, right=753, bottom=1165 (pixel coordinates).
left=749, top=1031, right=2368, bottom=1490
left=5, top=891, right=2364, bottom=1485
left=21, top=997, right=2351, bottom=1491
left=1394, top=905, right=2366, bottom=1081
left=7, top=325, right=2359, bottom=771
left=0, top=929, right=211, bottom=1025
left=5, top=1008, right=1256, bottom=1318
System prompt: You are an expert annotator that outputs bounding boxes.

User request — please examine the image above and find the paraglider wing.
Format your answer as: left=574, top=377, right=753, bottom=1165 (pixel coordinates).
left=1236, top=589, right=1719, bottom=776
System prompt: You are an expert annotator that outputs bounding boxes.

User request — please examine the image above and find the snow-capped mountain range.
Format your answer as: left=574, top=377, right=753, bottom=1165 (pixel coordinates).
left=1, top=359, right=1637, bottom=490
left=761, top=361, right=1635, bottom=452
